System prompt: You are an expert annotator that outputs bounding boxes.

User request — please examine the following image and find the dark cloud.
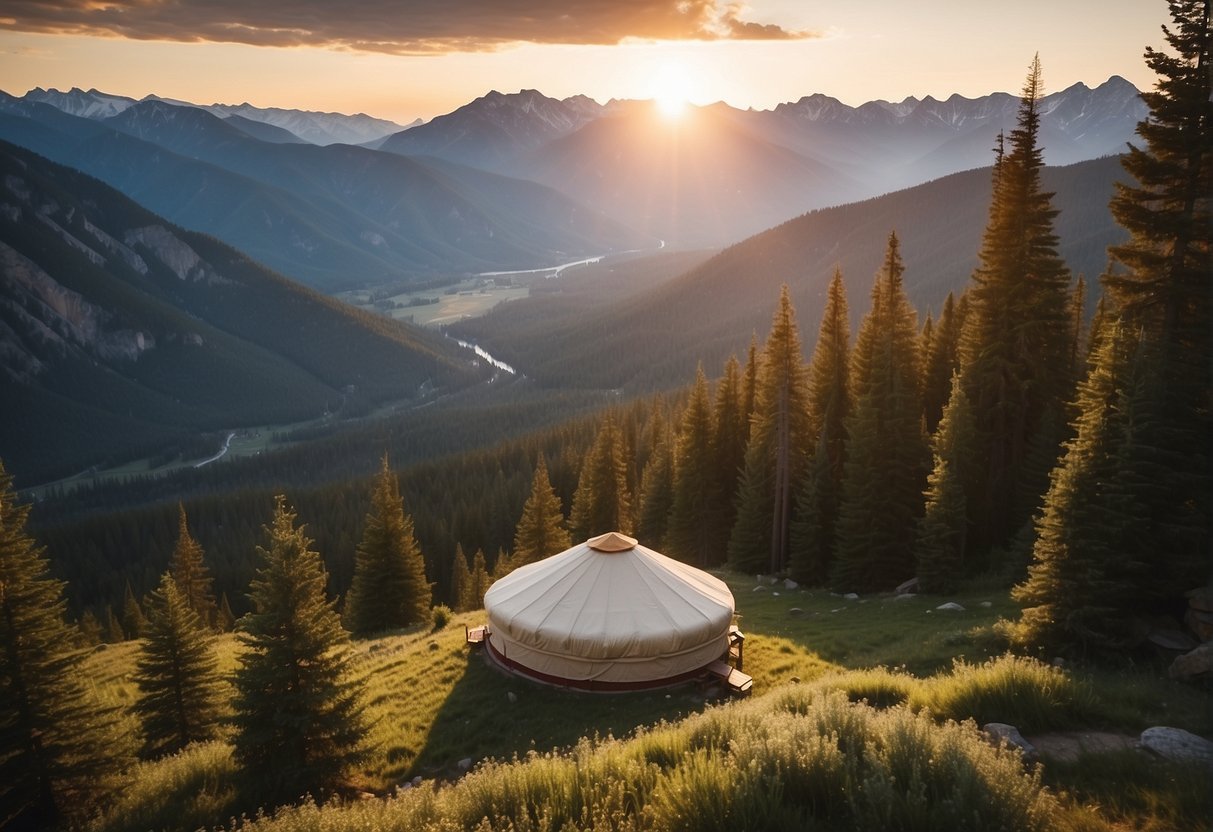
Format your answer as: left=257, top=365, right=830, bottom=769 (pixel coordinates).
left=0, top=0, right=817, bottom=53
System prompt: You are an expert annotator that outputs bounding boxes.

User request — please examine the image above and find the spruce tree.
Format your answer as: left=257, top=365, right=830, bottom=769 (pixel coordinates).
left=0, top=460, right=129, bottom=828
left=667, top=366, right=721, bottom=565
left=1009, top=326, right=1155, bottom=655
left=741, top=333, right=760, bottom=442
left=512, top=454, right=571, bottom=566
left=345, top=456, right=431, bottom=636
left=216, top=593, right=237, bottom=633
left=916, top=374, right=980, bottom=593
left=232, top=496, right=368, bottom=804
left=133, top=572, right=226, bottom=758
left=103, top=605, right=125, bottom=643
left=712, top=354, right=748, bottom=542
left=921, top=291, right=963, bottom=433
left=450, top=545, right=473, bottom=611
left=1101, top=0, right=1211, bottom=599
left=468, top=549, right=492, bottom=609
left=960, top=56, right=1075, bottom=553
left=635, top=424, right=675, bottom=549
left=790, top=268, right=852, bottom=585
left=569, top=416, right=633, bottom=539
left=832, top=235, right=928, bottom=592
left=170, top=503, right=218, bottom=629
left=728, top=286, right=813, bottom=574
left=121, top=580, right=149, bottom=639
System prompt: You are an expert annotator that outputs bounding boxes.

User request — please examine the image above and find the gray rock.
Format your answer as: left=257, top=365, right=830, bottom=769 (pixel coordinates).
left=893, top=593, right=915, bottom=601
left=788, top=607, right=804, bottom=617
left=1148, top=628, right=1198, bottom=651
left=752, top=585, right=768, bottom=592
left=983, top=722, right=1038, bottom=765
left=507, top=691, right=517, bottom=704
left=411, top=775, right=423, bottom=787
left=772, top=591, right=781, bottom=596
left=843, top=592, right=859, bottom=600
left=457, top=757, right=473, bottom=772
left=1169, top=642, right=1213, bottom=681
left=1139, top=727, right=1213, bottom=763
left=980, top=601, right=993, bottom=608
left=936, top=602, right=965, bottom=612
left=894, top=577, right=919, bottom=595
left=783, top=578, right=799, bottom=590
left=767, top=575, right=778, bottom=585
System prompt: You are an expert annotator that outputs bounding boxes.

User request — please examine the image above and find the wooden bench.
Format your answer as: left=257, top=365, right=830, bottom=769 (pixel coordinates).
left=706, top=659, right=753, bottom=695
left=465, top=624, right=488, bottom=646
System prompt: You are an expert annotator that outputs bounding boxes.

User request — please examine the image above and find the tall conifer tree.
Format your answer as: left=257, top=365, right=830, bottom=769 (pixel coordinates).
left=345, top=456, right=431, bottom=635
left=667, top=366, right=720, bottom=564
left=569, top=417, right=633, bottom=539
left=960, top=56, right=1075, bottom=552
left=133, top=572, right=226, bottom=757
left=513, top=454, right=571, bottom=566
left=170, top=503, right=218, bottom=629
left=728, top=286, right=812, bottom=574
left=790, top=269, right=852, bottom=584
left=1101, top=0, right=1211, bottom=598
left=232, top=496, right=368, bottom=804
left=921, top=292, right=964, bottom=433
left=450, top=545, right=473, bottom=611
left=0, top=460, right=129, bottom=828
left=832, top=235, right=928, bottom=592
left=121, top=580, right=148, bottom=639
left=636, top=424, right=676, bottom=549
left=712, top=354, right=748, bottom=543
left=916, top=374, right=980, bottom=593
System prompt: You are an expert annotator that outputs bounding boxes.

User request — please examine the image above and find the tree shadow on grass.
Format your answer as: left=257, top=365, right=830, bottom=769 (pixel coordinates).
left=408, top=647, right=718, bottom=778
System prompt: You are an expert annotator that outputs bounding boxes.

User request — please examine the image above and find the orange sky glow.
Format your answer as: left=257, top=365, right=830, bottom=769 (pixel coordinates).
left=0, top=2, right=1168, bottom=124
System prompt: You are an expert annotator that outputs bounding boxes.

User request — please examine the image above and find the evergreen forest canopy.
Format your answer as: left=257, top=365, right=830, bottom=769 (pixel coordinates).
left=0, top=2, right=1210, bottom=829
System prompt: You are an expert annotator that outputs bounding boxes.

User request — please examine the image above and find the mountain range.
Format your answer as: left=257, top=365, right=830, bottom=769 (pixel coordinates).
left=0, top=139, right=483, bottom=484
left=9, top=79, right=1144, bottom=251
left=0, top=96, right=647, bottom=292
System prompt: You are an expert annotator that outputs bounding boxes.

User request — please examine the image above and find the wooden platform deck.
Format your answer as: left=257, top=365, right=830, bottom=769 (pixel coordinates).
left=706, top=659, right=753, bottom=695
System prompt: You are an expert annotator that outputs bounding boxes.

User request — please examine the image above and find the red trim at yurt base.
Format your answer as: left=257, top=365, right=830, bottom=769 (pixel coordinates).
left=484, top=634, right=714, bottom=692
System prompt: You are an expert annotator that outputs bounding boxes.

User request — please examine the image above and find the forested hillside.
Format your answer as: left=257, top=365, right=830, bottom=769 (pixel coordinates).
left=0, top=140, right=481, bottom=485
left=451, top=154, right=1127, bottom=390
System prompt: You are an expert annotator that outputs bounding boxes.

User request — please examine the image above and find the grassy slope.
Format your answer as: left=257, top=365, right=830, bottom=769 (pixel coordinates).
left=86, top=576, right=1210, bottom=832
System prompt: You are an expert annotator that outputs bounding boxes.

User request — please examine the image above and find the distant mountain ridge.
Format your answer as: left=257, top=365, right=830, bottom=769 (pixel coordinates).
left=0, top=97, right=648, bottom=291
left=19, top=86, right=413, bottom=146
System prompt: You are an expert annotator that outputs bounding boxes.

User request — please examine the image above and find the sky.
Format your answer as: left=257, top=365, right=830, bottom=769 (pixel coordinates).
left=0, top=1, right=1170, bottom=125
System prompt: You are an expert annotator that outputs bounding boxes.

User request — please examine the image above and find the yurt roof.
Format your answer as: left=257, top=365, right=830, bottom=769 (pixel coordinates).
left=483, top=532, right=734, bottom=663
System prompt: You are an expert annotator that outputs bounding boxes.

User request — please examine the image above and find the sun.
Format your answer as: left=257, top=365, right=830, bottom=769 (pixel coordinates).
left=650, top=62, right=692, bottom=119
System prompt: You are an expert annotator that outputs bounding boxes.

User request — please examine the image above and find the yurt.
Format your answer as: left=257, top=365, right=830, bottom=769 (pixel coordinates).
left=483, top=531, right=735, bottom=690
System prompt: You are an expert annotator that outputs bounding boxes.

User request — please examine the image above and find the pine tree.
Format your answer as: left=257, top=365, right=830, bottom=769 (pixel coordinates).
left=468, top=549, right=492, bottom=609
left=77, top=610, right=102, bottom=647
left=728, top=286, right=813, bottom=574
left=960, top=56, right=1075, bottom=553
left=569, top=417, right=633, bottom=539
left=0, top=460, right=130, bottom=828
left=103, top=604, right=125, bottom=643
left=916, top=374, right=980, bottom=593
left=170, top=503, right=218, bottom=629
left=921, top=291, right=963, bottom=433
left=635, top=423, right=675, bottom=549
left=345, top=456, right=432, bottom=636
left=741, top=333, right=760, bottom=442
left=232, top=496, right=369, bottom=804
left=832, top=235, right=928, bottom=592
left=121, top=580, right=149, bottom=639
left=790, top=268, right=852, bottom=585
left=216, top=593, right=237, bottom=633
left=133, top=572, right=226, bottom=757
left=512, top=454, right=571, bottom=566
left=1101, top=0, right=1211, bottom=599
left=667, top=366, right=721, bottom=564
left=712, top=354, right=748, bottom=542
left=1009, top=326, right=1155, bottom=655
left=450, top=545, right=472, bottom=610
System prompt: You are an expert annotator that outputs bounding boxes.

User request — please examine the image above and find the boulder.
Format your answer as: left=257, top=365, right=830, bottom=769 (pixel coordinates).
left=783, top=578, right=799, bottom=590
left=1148, top=628, right=1198, bottom=652
left=895, top=577, right=919, bottom=595
left=1185, top=607, right=1213, bottom=642
left=936, top=602, right=965, bottom=612
left=457, top=757, right=474, bottom=772
left=843, top=592, right=859, bottom=600
left=893, top=593, right=914, bottom=601
left=752, top=585, right=768, bottom=592
left=1186, top=586, right=1213, bottom=613
left=1139, top=727, right=1213, bottom=764
left=788, top=607, right=805, bottom=617
left=1169, top=641, right=1213, bottom=681
left=983, top=723, right=1038, bottom=765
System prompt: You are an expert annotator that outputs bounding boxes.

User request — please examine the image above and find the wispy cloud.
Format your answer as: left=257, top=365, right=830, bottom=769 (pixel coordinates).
left=1, top=0, right=818, bottom=53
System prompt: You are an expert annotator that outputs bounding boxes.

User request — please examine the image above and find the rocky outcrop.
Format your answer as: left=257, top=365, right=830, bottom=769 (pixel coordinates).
left=1139, top=727, right=1213, bottom=764
left=1169, top=642, right=1213, bottom=681
left=124, top=225, right=224, bottom=283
